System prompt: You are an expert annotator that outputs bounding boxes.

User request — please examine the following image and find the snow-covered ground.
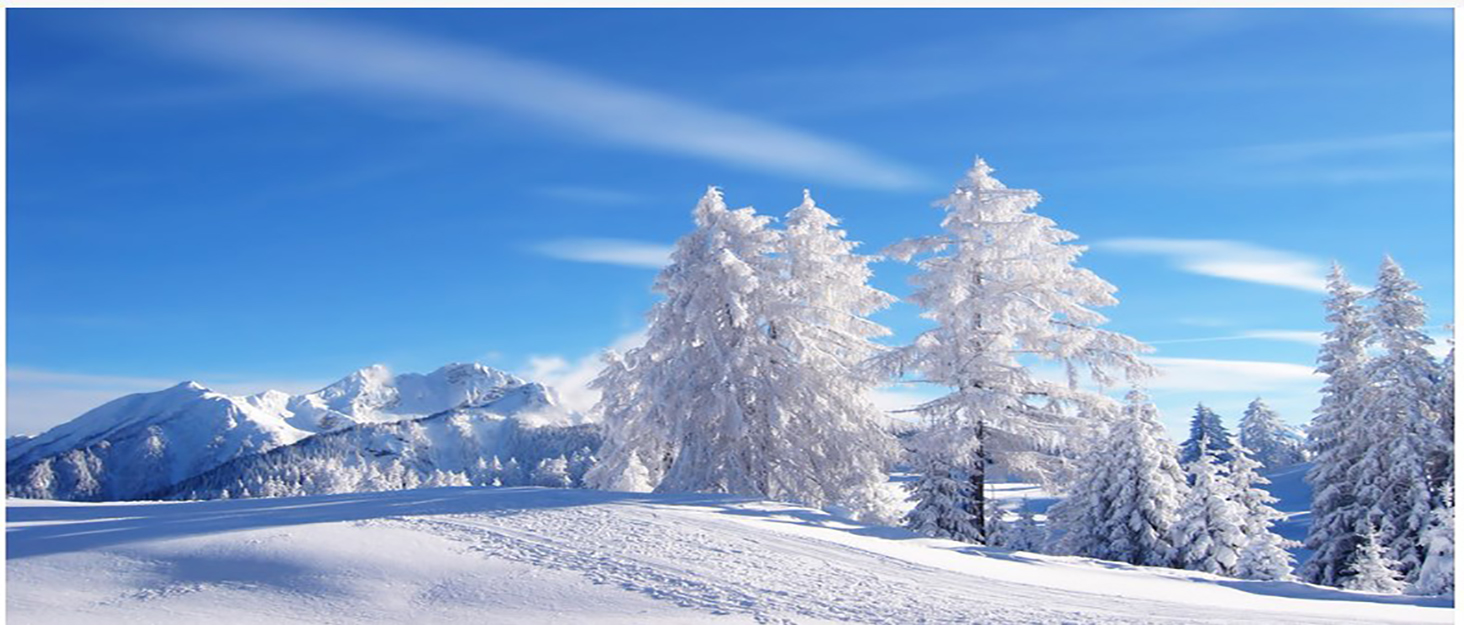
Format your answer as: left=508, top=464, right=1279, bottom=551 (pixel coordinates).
left=8, top=486, right=1451, bottom=624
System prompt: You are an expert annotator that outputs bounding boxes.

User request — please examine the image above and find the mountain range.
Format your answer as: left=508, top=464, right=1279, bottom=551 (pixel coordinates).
left=7, top=363, right=579, bottom=501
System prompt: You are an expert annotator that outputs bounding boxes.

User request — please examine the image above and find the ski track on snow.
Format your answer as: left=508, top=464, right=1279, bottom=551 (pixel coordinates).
left=380, top=504, right=1360, bottom=625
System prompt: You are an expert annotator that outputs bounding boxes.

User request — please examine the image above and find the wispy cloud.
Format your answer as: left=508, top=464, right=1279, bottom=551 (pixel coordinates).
left=1145, top=356, right=1320, bottom=393
left=1235, top=130, right=1453, bottom=163
left=1097, top=238, right=1327, bottom=292
left=534, top=186, right=646, bottom=206
left=519, top=330, right=647, bottom=416
left=1147, top=329, right=1325, bottom=347
left=533, top=238, right=672, bottom=269
left=7, top=367, right=329, bottom=437
left=126, top=13, right=924, bottom=190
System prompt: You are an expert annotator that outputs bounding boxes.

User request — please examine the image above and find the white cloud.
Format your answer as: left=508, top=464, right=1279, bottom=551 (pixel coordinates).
left=7, top=367, right=329, bottom=437
left=130, top=14, right=924, bottom=190
left=1144, top=356, right=1320, bottom=393
left=1147, top=329, right=1325, bottom=347
left=518, top=330, right=647, bottom=416
left=1097, top=238, right=1327, bottom=292
left=533, top=238, right=672, bottom=269
left=1236, top=130, right=1452, bottom=163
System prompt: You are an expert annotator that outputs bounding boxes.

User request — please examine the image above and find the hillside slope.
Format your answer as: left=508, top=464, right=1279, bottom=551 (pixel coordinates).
left=7, top=487, right=1450, bottom=624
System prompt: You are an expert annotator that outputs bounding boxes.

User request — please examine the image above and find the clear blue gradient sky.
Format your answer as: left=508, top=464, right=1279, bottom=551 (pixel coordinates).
left=8, top=8, right=1454, bottom=437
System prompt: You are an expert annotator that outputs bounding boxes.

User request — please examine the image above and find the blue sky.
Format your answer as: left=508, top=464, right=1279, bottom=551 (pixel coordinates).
left=8, top=8, right=1454, bottom=437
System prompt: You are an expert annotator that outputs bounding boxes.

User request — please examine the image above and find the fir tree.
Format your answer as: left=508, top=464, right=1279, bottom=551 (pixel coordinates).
left=1342, top=528, right=1405, bottom=594
left=904, top=448, right=982, bottom=541
left=1227, top=446, right=1297, bottom=580
left=1409, top=489, right=1454, bottom=596
left=882, top=159, right=1152, bottom=543
left=1302, top=264, right=1372, bottom=587
left=1048, top=391, right=1184, bottom=566
left=1180, top=404, right=1234, bottom=465
left=1352, top=256, right=1441, bottom=581
left=1238, top=398, right=1306, bottom=470
left=590, top=188, right=900, bottom=518
left=1172, top=437, right=1246, bottom=576
left=532, top=455, right=572, bottom=488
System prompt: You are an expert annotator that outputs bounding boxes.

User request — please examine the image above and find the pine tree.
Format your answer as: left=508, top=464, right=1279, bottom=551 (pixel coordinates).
left=751, top=190, right=901, bottom=519
left=586, top=188, right=779, bottom=495
left=882, top=159, right=1152, bottom=543
left=1180, top=404, right=1234, bottom=465
left=1048, top=391, right=1184, bottom=566
left=532, top=455, right=572, bottom=488
left=1409, top=489, right=1454, bottom=596
left=904, top=447, right=982, bottom=541
left=1429, top=340, right=1453, bottom=505
left=989, top=498, right=1044, bottom=552
left=1352, top=256, right=1441, bottom=581
left=1342, top=528, right=1405, bottom=594
left=1302, top=264, right=1373, bottom=587
left=589, top=188, right=900, bottom=517
left=1228, top=446, right=1297, bottom=580
left=1172, top=437, right=1246, bottom=576
left=1238, top=398, right=1306, bottom=470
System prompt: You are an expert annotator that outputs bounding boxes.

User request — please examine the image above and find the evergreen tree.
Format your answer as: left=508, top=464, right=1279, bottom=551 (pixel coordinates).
left=882, top=159, right=1151, bottom=543
left=1238, top=398, right=1306, bottom=470
left=1352, top=256, right=1441, bottom=581
left=1227, top=446, right=1297, bottom=580
left=904, top=447, right=982, bottom=541
left=1048, top=391, right=1184, bottom=566
left=1180, top=404, right=1234, bottom=465
left=1429, top=340, right=1454, bottom=505
left=1171, top=437, right=1246, bottom=576
left=532, top=455, right=572, bottom=488
left=1409, top=490, right=1454, bottom=596
left=989, top=498, right=1044, bottom=552
left=589, top=188, right=900, bottom=517
left=1342, top=528, right=1405, bottom=594
left=1302, top=264, right=1373, bottom=587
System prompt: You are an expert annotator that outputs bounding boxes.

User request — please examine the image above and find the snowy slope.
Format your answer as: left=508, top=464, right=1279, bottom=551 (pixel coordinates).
left=8, top=487, right=1451, bottom=624
left=7, top=363, right=573, bottom=501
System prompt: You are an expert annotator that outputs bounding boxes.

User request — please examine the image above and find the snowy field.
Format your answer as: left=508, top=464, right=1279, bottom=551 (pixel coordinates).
left=7, top=486, right=1451, bottom=624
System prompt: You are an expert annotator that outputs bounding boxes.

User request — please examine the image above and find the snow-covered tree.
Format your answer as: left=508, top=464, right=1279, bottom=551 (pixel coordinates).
left=1302, top=264, right=1373, bottom=587
left=1429, top=340, right=1454, bottom=505
left=754, top=190, right=901, bottom=519
left=904, top=442, right=982, bottom=541
left=1352, top=256, right=1441, bottom=580
left=1343, top=528, right=1405, bottom=594
left=501, top=457, right=525, bottom=487
left=532, top=455, right=572, bottom=488
left=586, top=188, right=779, bottom=495
left=1180, top=404, right=1234, bottom=465
left=1047, top=391, right=1184, bottom=566
left=1238, top=398, right=1306, bottom=470
left=882, top=158, right=1152, bottom=543
left=1410, top=489, right=1454, bottom=596
left=589, top=188, right=899, bottom=517
left=1172, top=437, right=1246, bottom=576
left=989, top=499, right=1044, bottom=553
left=1227, top=446, right=1297, bottom=580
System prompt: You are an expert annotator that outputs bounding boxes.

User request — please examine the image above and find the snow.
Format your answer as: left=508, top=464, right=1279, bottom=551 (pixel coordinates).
left=9, top=487, right=1451, bottom=624
left=7, top=362, right=572, bottom=501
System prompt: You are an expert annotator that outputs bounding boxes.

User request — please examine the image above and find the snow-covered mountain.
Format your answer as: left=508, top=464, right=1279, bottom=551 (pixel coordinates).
left=7, top=363, right=575, bottom=501
left=161, top=406, right=601, bottom=500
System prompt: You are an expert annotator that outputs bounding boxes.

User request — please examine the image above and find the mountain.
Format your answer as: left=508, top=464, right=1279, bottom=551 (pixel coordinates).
left=161, top=405, right=602, bottom=500
left=7, top=363, right=575, bottom=501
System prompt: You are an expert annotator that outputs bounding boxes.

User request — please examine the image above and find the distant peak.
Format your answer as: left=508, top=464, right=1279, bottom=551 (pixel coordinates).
left=172, top=381, right=209, bottom=392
